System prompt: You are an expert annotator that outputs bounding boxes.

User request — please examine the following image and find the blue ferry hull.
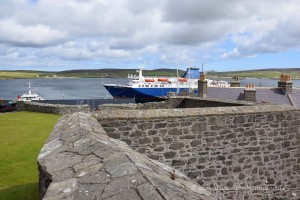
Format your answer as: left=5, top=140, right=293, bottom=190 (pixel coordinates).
left=104, top=85, right=198, bottom=99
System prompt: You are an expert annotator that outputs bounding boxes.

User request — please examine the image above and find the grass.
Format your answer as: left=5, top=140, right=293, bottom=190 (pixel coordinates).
left=0, top=112, right=60, bottom=200
left=0, top=72, right=40, bottom=79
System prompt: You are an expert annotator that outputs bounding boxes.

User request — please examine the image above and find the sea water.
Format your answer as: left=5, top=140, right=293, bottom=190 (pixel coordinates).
left=1, top=78, right=300, bottom=100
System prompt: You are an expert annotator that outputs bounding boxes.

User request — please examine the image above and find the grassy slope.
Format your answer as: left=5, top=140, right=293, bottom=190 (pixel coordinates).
left=207, top=69, right=300, bottom=79
left=0, top=72, right=40, bottom=79
left=0, top=112, right=60, bottom=200
left=0, top=69, right=184, bottom=79
left=1, top=68, right=300, bottom=79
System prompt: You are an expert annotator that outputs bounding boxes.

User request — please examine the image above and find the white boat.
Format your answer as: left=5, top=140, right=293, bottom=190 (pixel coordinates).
left=103, top=67, right=230, bottom=100
left=18, top=82, right=44, bottom=101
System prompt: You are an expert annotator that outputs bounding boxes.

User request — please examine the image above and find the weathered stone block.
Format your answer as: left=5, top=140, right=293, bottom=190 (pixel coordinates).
left=203, top=169, right=216, bottom=177
left=190, top=140, right=201, bottom=147
left=148, top=130, right=157, bottom=136
left=179, top=135, right=196, bottom=139
left=137, top=123, right=153, bottom=130
left=187, top=171, right=201, bottom=179
left=153, top=137, right=160, bottom=143
left=221, top=168, right=228, bottom=175
left=210, top=125, right=223, bottom=131
left=233, top=116, right=244, bottom=124
left=169, top=143, right=184, bottom=150
left=168, top=128, right=182, bottom=135
left=154, top=146, right=164, bottom=151
left=253, top=156, right=262, bottom=162
left=154, top=122, right=167, bottom=129
left=147, top=154, right=159, bottom=160
left=191, top=122, right=207, bottom=132
left=280, top=152, right=290, bottom=159
left=281, top=141, right=291, bottom=148
left=139, top=137, right=151, bottom=144
left=233, top=166, right=241, bottom=172
left=181, top=121, right=192, bottom=126
left=266, top=144, right=277, bottom=150
left=225, top=133, right=236, bottom=140
left=238, top=173, right=245, bottom=180
left=244, top=130, right=256, bottom=137
left=172, top=160, right=185, bottom=166
left=217, top=155, right=225, bottom=161
left=163, top=151, right=176, bottom=159
left=131, top=131, right=143, bottom=137
left=238, top=157, right=245, bottom=163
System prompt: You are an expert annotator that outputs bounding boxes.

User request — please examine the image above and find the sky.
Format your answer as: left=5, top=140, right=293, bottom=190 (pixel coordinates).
left=1, top=0, right=300, bottom=72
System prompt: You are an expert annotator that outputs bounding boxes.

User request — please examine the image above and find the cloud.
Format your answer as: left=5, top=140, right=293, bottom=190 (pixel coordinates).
left=0, top=19, right=69, bottom=47
left=1, top=0, right=300, bottom=70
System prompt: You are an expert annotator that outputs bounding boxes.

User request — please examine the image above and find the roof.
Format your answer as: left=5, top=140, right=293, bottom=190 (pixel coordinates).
left=290, top=88, right=300, bottom=107
left=207, top=87, right=292, bottom=106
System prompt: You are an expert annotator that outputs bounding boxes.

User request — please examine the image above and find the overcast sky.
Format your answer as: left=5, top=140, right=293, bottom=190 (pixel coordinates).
left=1, top=0, right=300, bottom=72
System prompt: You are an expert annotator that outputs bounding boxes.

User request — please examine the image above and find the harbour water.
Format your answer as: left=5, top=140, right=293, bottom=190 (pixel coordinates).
left=1, top=78, right=300, bottom=100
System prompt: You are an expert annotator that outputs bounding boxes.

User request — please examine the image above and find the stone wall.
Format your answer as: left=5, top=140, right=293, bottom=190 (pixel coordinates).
left=95, top=104, right=300, bottom=199
left=167, top=96, right=255, bottom=108
left=17, top=101, right=90, bottom=114
left=99, top=101, right=168, bottom=111
left=38, top=112, right=215, bottom=200
left=99, top=96, right=255, bottom=111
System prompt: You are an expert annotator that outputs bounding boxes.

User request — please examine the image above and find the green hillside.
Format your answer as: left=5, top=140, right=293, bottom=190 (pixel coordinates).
left=0, top=68, right=185, bottom=79
left=1, top=68, right=300, bottom=80
left=207, top=68, right=300, bottom=79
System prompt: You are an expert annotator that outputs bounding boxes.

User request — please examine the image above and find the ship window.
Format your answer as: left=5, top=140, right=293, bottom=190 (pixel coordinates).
left=154, top=85, right=158, bottom=87
left=142, top=85, right=144, bottom=87
left=145, top=85, right=149, bottom=87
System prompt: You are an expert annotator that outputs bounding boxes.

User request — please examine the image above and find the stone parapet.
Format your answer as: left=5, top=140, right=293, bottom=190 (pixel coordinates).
left=95, top=104, right=300, bottom=199
left=17, top=102, right=90, bottom=114
left=99, top=101, right=168, bottom=111
left=95, top=104, right=295, bottom=121
left=38, top=112, right=215, bottom=200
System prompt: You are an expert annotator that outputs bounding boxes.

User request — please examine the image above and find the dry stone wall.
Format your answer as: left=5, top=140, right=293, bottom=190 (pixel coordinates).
left=17, top=101, right=90, bottom=114
left=99, top=96, right=255, bottom=111
left=95, top=104, right=300, bottom=200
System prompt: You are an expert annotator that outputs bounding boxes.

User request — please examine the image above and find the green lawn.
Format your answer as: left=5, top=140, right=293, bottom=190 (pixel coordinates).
left=0, top=112, right=60, bottom=200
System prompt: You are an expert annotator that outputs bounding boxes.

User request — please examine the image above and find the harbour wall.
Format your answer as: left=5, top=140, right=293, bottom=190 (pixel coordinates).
left=95, top=104, right=300, bottom=199
left=99, top=96, right=255, bottom=111
left=16, top=101, right=90, bottom=114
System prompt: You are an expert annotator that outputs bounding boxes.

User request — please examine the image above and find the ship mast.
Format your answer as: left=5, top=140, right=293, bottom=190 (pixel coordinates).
left=188, top=60, right=191, bottom=93
left=176, top=65, right=179, bottom=94
left=28, top=82, right=32, bottom=95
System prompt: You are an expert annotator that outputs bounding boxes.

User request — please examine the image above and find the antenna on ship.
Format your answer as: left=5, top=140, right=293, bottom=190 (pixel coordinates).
left=188, top=60, right=191, bottom=94
left=28, top=82, right=32, bottom=95
left=176, top=64, right=179, bottom=94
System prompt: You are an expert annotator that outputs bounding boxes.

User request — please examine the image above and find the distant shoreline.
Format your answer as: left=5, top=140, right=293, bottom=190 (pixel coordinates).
left=1, top=68, right=300, bottom=80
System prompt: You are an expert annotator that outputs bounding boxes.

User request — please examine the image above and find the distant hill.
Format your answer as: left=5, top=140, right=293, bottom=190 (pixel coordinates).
left=206, top=68, right=300, bottom=79
left=0, top=68, right=299, bottom=79
left=0, top=68, right=185, bottom=79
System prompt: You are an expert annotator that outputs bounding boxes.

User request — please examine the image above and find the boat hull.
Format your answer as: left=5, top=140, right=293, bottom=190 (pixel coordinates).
left=104, top=84, right=198, bottom=99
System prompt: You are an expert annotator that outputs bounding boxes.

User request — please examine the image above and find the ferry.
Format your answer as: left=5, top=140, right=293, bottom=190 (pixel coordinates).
left=103, top=67, right=230, bottom=100
left=18, top=82, right=44, bottom=101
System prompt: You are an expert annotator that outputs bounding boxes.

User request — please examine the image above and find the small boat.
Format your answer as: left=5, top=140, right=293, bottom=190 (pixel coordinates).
left=179, top=78, right=188, bottom=82
left=158, top=78, right=169, bottom=82
left=18, top=82, right=44, bottom=101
